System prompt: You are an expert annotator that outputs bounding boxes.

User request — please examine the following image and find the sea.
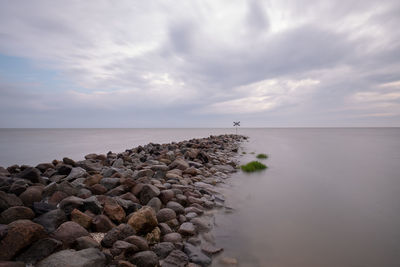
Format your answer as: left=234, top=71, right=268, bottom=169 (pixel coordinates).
left=1, top=128, right=399, bottom=267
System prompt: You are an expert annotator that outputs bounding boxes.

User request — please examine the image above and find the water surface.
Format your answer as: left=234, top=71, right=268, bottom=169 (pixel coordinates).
left=212, top=128, right=400, bottom=267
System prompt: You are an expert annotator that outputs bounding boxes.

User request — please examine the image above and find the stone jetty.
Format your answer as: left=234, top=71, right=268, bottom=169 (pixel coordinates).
left=0, top=134, right=245, bottom=266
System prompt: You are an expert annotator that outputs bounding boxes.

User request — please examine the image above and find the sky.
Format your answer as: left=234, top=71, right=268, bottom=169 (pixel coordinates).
left=0, top=0, right=399, bottom=127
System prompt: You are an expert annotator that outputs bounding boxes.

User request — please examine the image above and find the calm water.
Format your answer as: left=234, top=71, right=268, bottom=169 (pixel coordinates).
left=1, top=128, right=399, bottom=266
left=212, top=128, right=400, bottom=267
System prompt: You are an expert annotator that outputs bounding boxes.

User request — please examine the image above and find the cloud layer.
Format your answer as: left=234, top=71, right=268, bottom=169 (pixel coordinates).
left=0, top=0, right=399, bottom=127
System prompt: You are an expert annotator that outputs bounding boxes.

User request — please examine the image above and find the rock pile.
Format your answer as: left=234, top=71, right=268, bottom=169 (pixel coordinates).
left=0, top=134, right=244, bottom=266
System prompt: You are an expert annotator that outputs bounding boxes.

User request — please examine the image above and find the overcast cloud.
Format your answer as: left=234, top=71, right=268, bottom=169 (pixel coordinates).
left=0, top=0, right=399, bottom=127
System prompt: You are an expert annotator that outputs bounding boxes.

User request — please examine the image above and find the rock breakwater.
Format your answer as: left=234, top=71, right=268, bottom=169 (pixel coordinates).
left=0, top=134, right=245, bottom=266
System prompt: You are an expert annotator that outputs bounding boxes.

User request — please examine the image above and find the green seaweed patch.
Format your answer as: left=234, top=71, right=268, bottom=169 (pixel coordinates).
left=241, top=161, right=267, bottom=172
left=242, top=151, right=247, bottom=154
left=256, top=153, right=268, bottom=159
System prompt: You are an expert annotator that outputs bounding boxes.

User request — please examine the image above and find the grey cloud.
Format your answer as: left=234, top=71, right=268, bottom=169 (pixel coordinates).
left=0, top=0, right=399, bottom=127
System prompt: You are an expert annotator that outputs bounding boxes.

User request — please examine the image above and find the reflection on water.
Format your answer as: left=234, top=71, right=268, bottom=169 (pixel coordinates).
left=212, top=128, right=400, bottom=267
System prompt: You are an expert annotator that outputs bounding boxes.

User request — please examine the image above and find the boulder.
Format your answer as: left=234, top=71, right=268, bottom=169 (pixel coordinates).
left=0, top=206, right=35, bottom=224
left=0, top=220, right=47, bottom=260
left=129, top=251, right=158, bottom=267
left=52, top=221, right=89, bottom=248
left=71, top=209, right=92, bottom=229
left=162, top=233, right=182, bottom=243
left=127, top=206, right=158, bottom=234
left=152, top=242, right=174, bottom=259
left=104, top=198, right=125, bottom=223
left=166, top=201, right=185, bottom=215
left=15, top=238, right=62, bottom=264
left=19, top=186, right=43, bottom=207
left=101, top=224, right=135, bottom=248
left=16, top=167, right=41, bottom=183
left=34, top=209, right=67, bottom=233
left=65, top=167, right=86, bottom=181
left=92, top=215, right=115, bottom=233
left=169, top=158, right=189, bottom=170
left=139, top=184, right=160, bottom=205
left=33, top=202, right=57, bottom=216
left=184, top=243, right=211, bottom=266
left=74, top=236, right=100, bottom=250
left=159, top=190, right=174, bottom=204
left=82, top=196, right=103, bottom=214
left=0, top=191, right=23, bottom=212
left=156, top=208, right=176, bottom=223
left=162, top=249, right=189, bottom=267
left=36, top=248, right=106, bottom=267
left=84, top=174, right=103, bottom=186
left=59, top=196, right=84, bottom=215
left=146, top=197, right=162, bottom=213
left=124, top=235, right=149, bottom=251
left=178, top=222, right=196, bottom=236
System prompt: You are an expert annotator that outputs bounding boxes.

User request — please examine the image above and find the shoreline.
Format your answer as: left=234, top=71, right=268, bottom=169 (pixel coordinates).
left=0, top=134, right=245, bottom=266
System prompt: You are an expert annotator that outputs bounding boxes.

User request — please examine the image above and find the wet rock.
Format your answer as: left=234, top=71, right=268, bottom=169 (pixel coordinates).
left=178, top=222, right=196, bottom=236
left=129, top=251, right=158, bottom=267
left=34, top=209, right=67, bottom=233
left=104, top=198, right=126, bottom=223
left=201, top=243, right=223, bottom=255
left=71, top=209, right=92, bottom=229
left=152, top=242, right=174, bottom=259
left=0, top=219, right=47, bottom=260
left=162, top=249, right=189, bottom=267
left=0, top=261, right=25, bottom=267
left=139, top=184, right=160, bottom=205
left=36, top=248, right=106, bottom=267
left=92, top=215, right=115, bottom=232
left=213, top=165, right=235, bottom=173
left=219, top=257, right=238, bottom=265
left=101, top=224, right=135, bottom=248
left=191, top=217, right=212, bottom=232
left=127, top=206, right=158, bottom=234
left=74, top=236, right=100, bottom=250
left=146, top=197, right=162, bottom=213
left=16, top=167, right=41, bottom=183
left=124, top=235, right=149, bottom=251
left=184, top=243, right=211, bottom=266
left=162, top=232, right=182, bottom=243
left=65, top=167, right=86, bottom=181
left=16, top=238, right=62, bottom=264
left=166, top=201, right=185, bottom=215
left=59, top=196, right=84, bottom=215
left=52, top=221, right=89, bottom=248
left=0, top=206, right=35, bottom=224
